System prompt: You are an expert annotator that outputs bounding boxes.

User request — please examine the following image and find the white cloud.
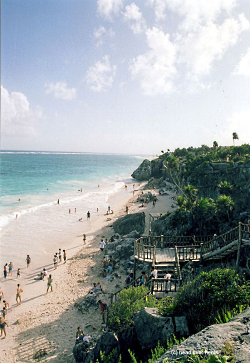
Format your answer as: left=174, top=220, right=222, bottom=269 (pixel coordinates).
left=97, top=0, right=123, bottom=21
left=123, top=3, right=146, bottom=34
left=94, top=26, right=115, bottom=47
left=86, top=55, right=117, bottom=92
left=45, top=82, right=76, bottom=100
left=130, top=27, right=176, bottom=95
left=1, top=85, right=42, bottom=137
left=219, top=110, right=250, bottom=145
left=234, top=47, right=250, bottom=75
left=165, top=0, right=237, bottom=31
left=177, top=14, right=250, bottom=76
left=147, top=0, right=168, bottom=22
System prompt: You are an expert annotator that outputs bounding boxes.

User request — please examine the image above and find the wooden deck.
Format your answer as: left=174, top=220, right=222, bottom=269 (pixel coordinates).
left=155, top=248, right=175, bottom=263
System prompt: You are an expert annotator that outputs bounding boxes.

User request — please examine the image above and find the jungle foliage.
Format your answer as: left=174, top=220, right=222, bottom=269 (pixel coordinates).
left=158, top=268, right=250, bottom=333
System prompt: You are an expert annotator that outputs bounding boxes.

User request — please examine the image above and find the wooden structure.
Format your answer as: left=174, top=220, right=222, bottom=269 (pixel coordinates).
left=108, top=223, right=250, bottom=306
left=133, top=222, right=250, bottom=297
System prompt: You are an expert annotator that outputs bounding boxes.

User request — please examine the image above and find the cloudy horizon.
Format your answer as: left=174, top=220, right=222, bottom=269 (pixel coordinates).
left=1, top=0, right=250, bottom=154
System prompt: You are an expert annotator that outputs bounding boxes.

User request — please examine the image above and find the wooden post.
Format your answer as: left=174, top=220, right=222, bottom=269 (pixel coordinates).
left=133, top=257, right=137, bottom=285
left=161, top=235, right=164, bottom=248
left=200, top=243, right=203, bottom=262
left=236, top=222, right=242, bottom=271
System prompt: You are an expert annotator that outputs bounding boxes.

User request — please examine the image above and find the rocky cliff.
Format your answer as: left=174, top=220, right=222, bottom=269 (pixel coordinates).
left=132, top=158, right=250, bottom=200
left=155, top=307, right=250, bottom=363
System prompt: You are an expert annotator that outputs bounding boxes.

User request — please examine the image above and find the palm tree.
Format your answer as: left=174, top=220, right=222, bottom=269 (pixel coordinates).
left=232, top=132, right=239, bottom=146
left=216, top=195, right=234, bottom=222
left=184, top=185, right=198, bottom=203
left=218, top=181, right=233, bottom=195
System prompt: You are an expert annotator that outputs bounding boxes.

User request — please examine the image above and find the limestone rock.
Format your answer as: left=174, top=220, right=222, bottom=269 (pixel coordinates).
left=73, top=341, right=91, bottom=363
left=134, top=307, right=174, bottom=350
left=174, top=316, right=189, bottom=337
left=92, top=332, right=120, bottom=362
left=112, top=213, right=145, bottom=236
left=155, top=308, right=250, bottom=362
left=131, top=159, right=151, bottom=181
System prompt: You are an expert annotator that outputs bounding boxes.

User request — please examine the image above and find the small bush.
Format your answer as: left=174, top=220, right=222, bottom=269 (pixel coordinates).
left=107, top=286, right=157, bottom=332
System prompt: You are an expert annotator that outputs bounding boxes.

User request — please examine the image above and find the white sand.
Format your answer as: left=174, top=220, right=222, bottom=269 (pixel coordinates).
left=0, top=184, right=177, bottom=362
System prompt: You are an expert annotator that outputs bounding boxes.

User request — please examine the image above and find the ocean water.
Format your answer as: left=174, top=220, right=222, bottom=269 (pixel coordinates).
left=0, top=151, right=144, bottom=269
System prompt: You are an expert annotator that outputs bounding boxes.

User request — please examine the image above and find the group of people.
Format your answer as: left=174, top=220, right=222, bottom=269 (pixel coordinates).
left=88, top=281, right=103, bottom=295
left=0, top=287, right=9, bottom=338
left=0, top=284, right=23, bottom=338
left=3, top=262, right=14, bottom=279
left=53, top=248, right=67, bottom=269
left=101, top=255, right=116, bottom=277
left=124, top=266, right=172, bottom=292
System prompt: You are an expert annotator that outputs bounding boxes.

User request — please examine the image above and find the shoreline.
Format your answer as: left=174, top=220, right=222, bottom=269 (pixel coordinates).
left=0, top=182, right=177, bottom=362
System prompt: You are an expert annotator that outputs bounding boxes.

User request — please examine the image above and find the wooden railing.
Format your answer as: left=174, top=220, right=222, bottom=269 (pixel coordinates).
left=242, top=222, right=250, bottom=238
left=150, top=278, right=179, bottom=294
left=201, top=226, right=238, bottom=254
left=135, top=242, right=155, bottom=261
left=177, top=245, right=201, bottom=261
left=136, top=223, right=249, bottom=260
left=136, top=235, right=213, bottom=249
left=174, top=246, right=182, bottom=281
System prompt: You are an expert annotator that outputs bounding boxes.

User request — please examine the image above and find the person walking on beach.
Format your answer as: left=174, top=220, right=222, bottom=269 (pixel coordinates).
left=0, top=316, right=8, bottom=339
left=53, top=255, right=58, bottom=269
left=47, top=274, right=53, bottom=293
left=98, top=300, right=107, bottom=324
left=17, top=268, right=21, bottom=278
left=4, top=264, right=8, bottom=279
left=87, top=211, right=90, bottom=220
left=99, top=239, right=106, bottom=252
left=0, top=287, right=4, bottom=305
left=16, top=284, right=23, bottom=305
left=58, top=249, right=62, bottom=263
left=83, top=234, right=86, bottom=244
left=26, top=255, right=31, bottom=268
left=8, top=262, right=14, bottom=277
left=63, top=250, right=67, bottom=264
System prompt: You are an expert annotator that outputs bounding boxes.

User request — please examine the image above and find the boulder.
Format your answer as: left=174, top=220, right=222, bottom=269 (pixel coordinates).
left=73, top=341, right=92, bottom=363
left=131, top=159, right=151, bottom=181
left=92, top=332, right=120, bottom=362
left=134, top=307, right=174, bottom=350
left=74, top=295, right=99, bottom=313
left=155, top=308, right=250, bottom=362
left=113, top=213, right=145, bottom=236
left=174, top=316, right=189, bottom=337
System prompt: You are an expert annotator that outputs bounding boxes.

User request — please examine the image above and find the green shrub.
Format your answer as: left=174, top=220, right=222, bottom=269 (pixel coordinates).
left=107, top=286, right=157, bottom=332
left=160, top=268, right=250, bottom=333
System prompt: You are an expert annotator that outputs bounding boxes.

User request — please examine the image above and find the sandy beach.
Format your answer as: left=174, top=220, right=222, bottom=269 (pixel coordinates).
left=0, top=183, right=177, bottom=363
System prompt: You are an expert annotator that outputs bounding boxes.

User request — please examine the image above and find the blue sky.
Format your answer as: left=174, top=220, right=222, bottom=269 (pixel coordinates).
left=1, top=0, right=250, bottom=154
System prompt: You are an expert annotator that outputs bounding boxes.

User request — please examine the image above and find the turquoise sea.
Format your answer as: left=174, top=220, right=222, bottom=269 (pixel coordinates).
left=0, top=151, right=144, bottom=268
